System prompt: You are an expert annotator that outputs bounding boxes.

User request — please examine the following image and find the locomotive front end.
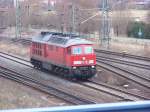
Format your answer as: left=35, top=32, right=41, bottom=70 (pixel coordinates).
left=70, top=45, right=97, bottom=79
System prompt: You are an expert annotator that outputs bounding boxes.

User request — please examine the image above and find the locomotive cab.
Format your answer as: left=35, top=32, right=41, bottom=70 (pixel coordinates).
left=67, top=44, right=96, bottom=79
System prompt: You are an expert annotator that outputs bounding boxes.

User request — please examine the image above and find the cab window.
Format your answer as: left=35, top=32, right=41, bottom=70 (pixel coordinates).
left=72, top=47, right=82, bottom=55
left=84, top=46, right=93, bottom=54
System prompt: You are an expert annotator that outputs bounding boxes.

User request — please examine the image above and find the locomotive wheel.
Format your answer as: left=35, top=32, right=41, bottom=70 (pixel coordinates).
left=62, top=69, right=69, bottom=78
left=34, top=62, right=41, bottom=69
left=38, top=63, right=42, bottom=69
left=31, top=59, right=42, bottom=70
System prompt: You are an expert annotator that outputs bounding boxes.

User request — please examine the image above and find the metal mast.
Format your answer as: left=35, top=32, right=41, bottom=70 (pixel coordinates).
left=101, top=0, right=110, bottom=49
left=15, top=0, right=21, bottom=38
left=71, top=1, right=76, bottom=34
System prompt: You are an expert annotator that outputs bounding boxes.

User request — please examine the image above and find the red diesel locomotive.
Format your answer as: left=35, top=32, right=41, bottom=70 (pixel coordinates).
left=30, top=32, right=96, bottom=79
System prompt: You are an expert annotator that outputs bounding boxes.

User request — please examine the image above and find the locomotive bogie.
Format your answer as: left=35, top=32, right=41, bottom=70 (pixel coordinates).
left=71, top=66, right=96, bottom=79
left=31, top=58, right=42, bottom=69
left=42, top=62, right=53, bottom=71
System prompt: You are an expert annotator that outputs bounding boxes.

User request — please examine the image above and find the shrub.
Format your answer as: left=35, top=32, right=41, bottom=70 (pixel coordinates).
left=127, top=21, right=150, bottom=39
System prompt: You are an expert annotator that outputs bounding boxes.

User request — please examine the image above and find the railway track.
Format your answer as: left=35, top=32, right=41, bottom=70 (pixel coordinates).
left=12, top=38, right=31, bottom=45
left=0, top=66, right=94, bottom=105
left=78, top=81, right=149, bottom=101
left=1, top=52, right=149, bottom=101
left=95, top=50, right=150, bottom=89
left=86, top=81, right=149, bottom=100
left=19, top=38, right=32, bottom=44
left=0, top=52, right=122, bottom=103
left=95, top=49, right=150, bottom=62
left=96, top=55, right=150, bottom=70
left=0, top=52, right=31, bottom=66
left=1, top=51, right=150, bottom=86
left=97, top=60, right=150, bottom=90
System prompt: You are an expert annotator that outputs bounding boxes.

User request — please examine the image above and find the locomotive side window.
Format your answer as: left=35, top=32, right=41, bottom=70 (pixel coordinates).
left=67, top=47, right=71, bottom=54
left=72, top=47, right=82, bottom=55
left=35, top=43, right=37, bottom=48
left=84, top=46, right=93, bottom=54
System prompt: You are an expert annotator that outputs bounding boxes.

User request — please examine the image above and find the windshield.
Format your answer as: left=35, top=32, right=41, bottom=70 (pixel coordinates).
left=84, top=46, right=93, bottom=54
left=72, top=47, right=82, bottom=55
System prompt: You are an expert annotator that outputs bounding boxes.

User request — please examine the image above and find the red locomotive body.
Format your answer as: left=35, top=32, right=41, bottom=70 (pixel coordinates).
left=30, top=32, right=96, bottom=79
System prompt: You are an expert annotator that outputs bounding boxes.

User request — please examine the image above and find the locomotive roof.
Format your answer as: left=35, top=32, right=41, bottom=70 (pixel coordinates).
left=32, top=32, right=92, bottom=47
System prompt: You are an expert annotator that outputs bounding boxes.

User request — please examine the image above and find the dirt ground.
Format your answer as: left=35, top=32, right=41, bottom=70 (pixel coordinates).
left=0, top=77, right=68, bottom=110
left=0, top=38, right=29, bottom=58
left=109, top=42, right=150, bottom=57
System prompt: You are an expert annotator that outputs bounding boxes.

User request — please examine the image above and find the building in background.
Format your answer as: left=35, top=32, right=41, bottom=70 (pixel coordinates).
left=0, top=0, right=14, bottom=7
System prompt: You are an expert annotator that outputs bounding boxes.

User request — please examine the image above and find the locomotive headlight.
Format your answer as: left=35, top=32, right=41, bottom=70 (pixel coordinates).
left=89, top=60, right=94, bottom=64
left=91, top=66, right=95, bottom=68
left=82, top=57, right=86, bottom=60
left=73, top=67, right=77, bottom=69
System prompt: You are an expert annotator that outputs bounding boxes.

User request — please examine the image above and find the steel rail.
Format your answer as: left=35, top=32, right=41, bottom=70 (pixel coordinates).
left=11, top=38, right=31, bottom=44
left=97, top=60, right=150, bottom=89
left=0, top=52, right=30, bottom=62
left=0, top=66, right=95, bottom=105
left=97, top=55, right=150, bottom=70
left=79, top=82, right=132, bottom=101
left=95, top=49, right=150, bottom=62
left=75, top=80, right=150, bottom=101
left=88, top=80, right=150, bottom=100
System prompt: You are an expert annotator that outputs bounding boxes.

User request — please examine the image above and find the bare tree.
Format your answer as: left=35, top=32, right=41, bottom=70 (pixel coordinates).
left=147, top=11, right=150, bottom=23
